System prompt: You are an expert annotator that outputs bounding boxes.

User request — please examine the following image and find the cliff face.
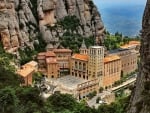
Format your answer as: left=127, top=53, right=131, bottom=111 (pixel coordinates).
left=0, top=0, right=105, bottom=53
left=0, top=0, right=38, bottom=54
left=127, top=0, right=150, bottom=113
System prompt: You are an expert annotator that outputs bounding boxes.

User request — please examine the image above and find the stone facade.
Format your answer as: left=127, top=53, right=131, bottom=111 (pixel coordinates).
left=37, top=51, right=59, bottom=78
left=53, top=49, right=72, bottom=71
left=71, top=54, right=89, bottom=80
left=77, top=79, right=99, bottom=98
left=46, top=52, right=59, bottom=78
left=103, top=55, right=121, bottom=88
left=71, top=46, right=105, bottom=82
left=88, top=46, right=104, bottom=86
left=110, top=49, right=138, bottom=76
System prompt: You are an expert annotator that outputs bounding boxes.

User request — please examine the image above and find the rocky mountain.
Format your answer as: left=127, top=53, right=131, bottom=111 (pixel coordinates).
left=127, top=0, right=150, bottom=113
left=0, top=0, right=105, bottom=54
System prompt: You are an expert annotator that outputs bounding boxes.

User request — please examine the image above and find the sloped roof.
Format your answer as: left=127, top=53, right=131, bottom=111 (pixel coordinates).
left=80, top=39, right=87, bottom=49
left=72, top=54, right=88, bottom=61
left=25, top=61, right=38, bottom=67
left=104, top=55, right=120, bottom=63
left=120, top=41, right=140, bottom=49
left=17, top=67, right=34, bottom=77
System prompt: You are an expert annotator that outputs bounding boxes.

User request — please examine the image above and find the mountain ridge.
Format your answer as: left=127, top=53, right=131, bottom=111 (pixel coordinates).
left=0, top=0, right=105, bottom=55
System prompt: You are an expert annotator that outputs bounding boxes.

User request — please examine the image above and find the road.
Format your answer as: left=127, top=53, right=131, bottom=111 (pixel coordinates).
left=87, top=77, right=137, bottom=108
left=111, top=77, right=136, bottom=91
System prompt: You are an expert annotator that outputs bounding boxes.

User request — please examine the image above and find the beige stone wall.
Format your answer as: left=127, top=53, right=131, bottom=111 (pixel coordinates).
left=110, top=50, right=138, bottom=76
left=27, top=73, right=33, bottom=86
left=77, top=79, right=99, bottom=98
left=47, top=63, right=59, bottom=78
left=88, top=46, right=104, bottom=87
left=70, top=59, right=88, bottom=80
left=54, top=52, right=72, bottom=69
left=120, top=52, right=137, bottom=75
left=22, top=72, right=33, bottom=86
left=103, top=59, right=121, bottom=88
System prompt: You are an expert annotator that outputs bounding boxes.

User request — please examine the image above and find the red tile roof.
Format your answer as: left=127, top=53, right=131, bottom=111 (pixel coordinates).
left=72, top=54, right=88, bottom=61
left=129, top=41, right=140, bottom=45
left=17, top=67, right=34, bottom=77
left=120, top=41, right=140, bottom=49
left=104, top=55, right=120, bottom=63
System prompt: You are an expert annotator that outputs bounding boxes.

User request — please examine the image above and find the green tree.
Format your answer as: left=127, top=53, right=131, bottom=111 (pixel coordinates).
left=33, top=72, right=43, bottom=84
left=0, top=65, right=20, bottom=88
left=0, top=87, right=19, bottom=113
left=97, top=96, right=130, bottom=113
left=16, top=87, right=44, bottom=113
left=58, top=16, right=80, bottom=32
left=46, top=92, right=77, bottom=112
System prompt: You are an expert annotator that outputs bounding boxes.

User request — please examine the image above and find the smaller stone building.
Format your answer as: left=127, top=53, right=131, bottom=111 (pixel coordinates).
left=37, top=51, right=59, bottom=78
left=17, top=61, right=37, bottom=86
left=103, top=55, right=121, bottom=88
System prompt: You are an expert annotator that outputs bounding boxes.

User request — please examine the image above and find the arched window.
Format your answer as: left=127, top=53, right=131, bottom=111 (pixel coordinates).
left=83, top=75, right=85, bottom=79
left=79, top=74, right=81, bottom=78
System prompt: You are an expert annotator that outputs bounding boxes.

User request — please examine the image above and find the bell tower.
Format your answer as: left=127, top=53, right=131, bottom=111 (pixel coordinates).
left=79, top=39, right=88, bottom=55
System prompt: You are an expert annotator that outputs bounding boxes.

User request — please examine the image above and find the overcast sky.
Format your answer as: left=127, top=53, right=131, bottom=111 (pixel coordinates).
left=93, top=0, right=147, bottom=7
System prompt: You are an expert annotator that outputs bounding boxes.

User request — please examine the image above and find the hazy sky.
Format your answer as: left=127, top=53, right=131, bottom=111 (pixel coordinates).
left=93, top=0, right=147, bottom=7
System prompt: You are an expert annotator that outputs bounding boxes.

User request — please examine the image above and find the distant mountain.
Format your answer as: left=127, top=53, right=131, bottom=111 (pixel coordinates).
left=96, top=4, right=145, bottom=36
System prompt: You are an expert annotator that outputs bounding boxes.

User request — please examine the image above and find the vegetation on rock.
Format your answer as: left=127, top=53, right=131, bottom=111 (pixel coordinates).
left=104, top=32, right=140, bottom=50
